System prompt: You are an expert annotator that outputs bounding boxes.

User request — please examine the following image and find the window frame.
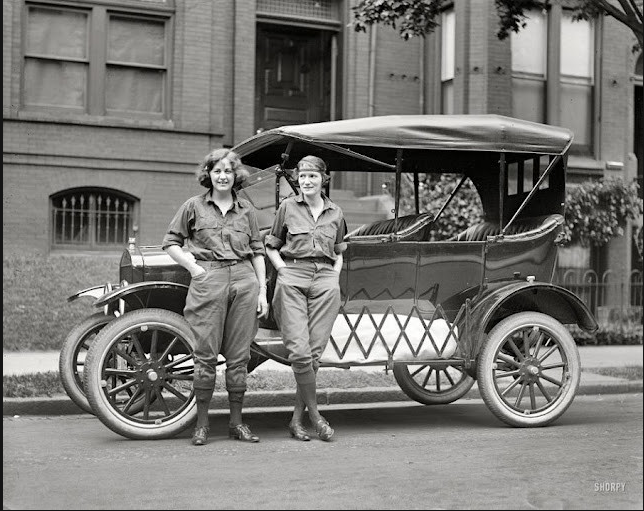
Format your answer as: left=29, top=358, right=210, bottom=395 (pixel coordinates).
left=21, top=0, right=174, bottom=120
left=439, top=7, right=455, bottom=115
left=50, top=187, right=139, bottom=252
left=511, top=5, right=599, bottom=157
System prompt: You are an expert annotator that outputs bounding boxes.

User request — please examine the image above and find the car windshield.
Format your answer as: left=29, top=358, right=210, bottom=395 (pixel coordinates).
left=237, top=165, right=296, bottom=230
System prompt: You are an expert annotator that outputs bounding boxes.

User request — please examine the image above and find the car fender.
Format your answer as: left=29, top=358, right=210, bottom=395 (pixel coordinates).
left=466, top=280, right=598, bottom=356
left=68, top=283, right=116, bottom=302
left=68, top=282, right=123, bottom=316
left=93, top=281, right=190, bottom=316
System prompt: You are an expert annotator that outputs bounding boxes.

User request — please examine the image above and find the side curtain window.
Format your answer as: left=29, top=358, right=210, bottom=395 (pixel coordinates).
left=50, top=188, right=138, bottom=250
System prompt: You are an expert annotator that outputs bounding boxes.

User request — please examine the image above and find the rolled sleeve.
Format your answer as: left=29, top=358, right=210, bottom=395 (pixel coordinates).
left=265, top=203, right=287, bottom=250
left=161, top=202, right=193, bottom=250
left=334, top=217, right=347, bottom=254
left=161, top=232, right=185, bottom=250
left=246, top=206, right=266, bottom=257
left=334, top=241, right=347, bottom=254
left=264, top=234, right=284, bottom=250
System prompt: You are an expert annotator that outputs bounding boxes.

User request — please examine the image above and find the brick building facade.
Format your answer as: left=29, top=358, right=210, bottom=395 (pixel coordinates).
left=3, top=0, right=642, bottom=280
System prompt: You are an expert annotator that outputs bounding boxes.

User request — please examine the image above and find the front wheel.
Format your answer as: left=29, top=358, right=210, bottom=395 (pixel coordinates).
left=477, top=312, right=580, bottom=427
left=393, top=362, right=475, bottom=405
left=84, top=309, right=197, bottom=440
left=59, top=313, right=113, bottom=414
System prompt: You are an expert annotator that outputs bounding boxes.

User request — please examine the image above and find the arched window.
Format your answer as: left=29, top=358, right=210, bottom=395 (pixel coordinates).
left=51, top=188, right=138, bottom=250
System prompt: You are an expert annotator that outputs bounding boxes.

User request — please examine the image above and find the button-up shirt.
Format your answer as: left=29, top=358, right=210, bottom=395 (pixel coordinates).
left=162, top=191, right=265, bottom=261
left=265, top=194, right=347, bottom=260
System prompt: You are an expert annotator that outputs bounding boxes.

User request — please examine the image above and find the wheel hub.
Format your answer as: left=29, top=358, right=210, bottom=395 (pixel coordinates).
left=518, top=356, right=541, bottom=383
left=137, top=361, right=166, bottom=389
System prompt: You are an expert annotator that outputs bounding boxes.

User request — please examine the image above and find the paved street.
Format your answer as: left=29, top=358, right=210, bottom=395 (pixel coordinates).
left=3, top=394, right=643, bottom=510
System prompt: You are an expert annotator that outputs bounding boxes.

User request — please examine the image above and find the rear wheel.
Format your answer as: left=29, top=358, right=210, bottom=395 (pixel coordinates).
left=59, top=313, right=113, bottom=414
left=84, top=309, right=197, bottom=440
left=477, top=312, right=580, bottom=427
left=393, top=362, right=475, bottom=404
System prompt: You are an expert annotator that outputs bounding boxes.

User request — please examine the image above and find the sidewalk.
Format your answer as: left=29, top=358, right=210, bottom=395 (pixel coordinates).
left=3, top=346, right=642, bottom=416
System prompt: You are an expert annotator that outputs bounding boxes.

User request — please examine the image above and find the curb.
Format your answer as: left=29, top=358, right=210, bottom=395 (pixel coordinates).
left=3, top=381, right=642, bottom=416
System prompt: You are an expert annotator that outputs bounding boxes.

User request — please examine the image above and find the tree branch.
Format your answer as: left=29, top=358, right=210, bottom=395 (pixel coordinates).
left=597, top=0, right=643, bottom=38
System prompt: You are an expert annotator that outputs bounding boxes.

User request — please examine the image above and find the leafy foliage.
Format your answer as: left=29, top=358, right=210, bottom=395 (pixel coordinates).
left=396, top=173, right=484, bottom=240
left=351, top=0, right=642, bottom=50
left=567, top=323, right=643, bottom=346
left=394, top=174, right=641, bottom=247
left=635, top=223, right=644, bottom=263
left=562, top=178, right=642, bottom=247
left=352, top=0, right=442, bottom=40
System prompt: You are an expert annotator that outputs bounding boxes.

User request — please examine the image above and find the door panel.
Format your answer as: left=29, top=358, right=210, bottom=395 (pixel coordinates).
left=256, top=25, right=329, bottom=131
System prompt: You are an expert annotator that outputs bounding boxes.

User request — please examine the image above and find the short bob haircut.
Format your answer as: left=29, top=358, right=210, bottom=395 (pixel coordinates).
left=195, top=148, right=250, bottom=189
left=296, top=155, right=330, bottom=185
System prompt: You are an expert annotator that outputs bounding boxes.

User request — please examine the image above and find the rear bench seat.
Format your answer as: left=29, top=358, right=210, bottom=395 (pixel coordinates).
left=345, top=213, right=564, bottom=242
left=448, top=214, right=564, bottom=242
left=345, top=213, right=429, bottom=238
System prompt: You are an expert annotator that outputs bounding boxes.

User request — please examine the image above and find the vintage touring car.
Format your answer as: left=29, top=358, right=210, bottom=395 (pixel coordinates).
left=60, top=114, right=598, bottom=439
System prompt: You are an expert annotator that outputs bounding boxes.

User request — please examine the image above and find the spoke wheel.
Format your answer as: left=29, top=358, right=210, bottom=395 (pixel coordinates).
left=59, top=313, right=113, bottom=414
left=477, top=312, right=580, bottom=427
left=393, top=362, right=475, bottom=405
left=84, top=309, right=197, bottom=440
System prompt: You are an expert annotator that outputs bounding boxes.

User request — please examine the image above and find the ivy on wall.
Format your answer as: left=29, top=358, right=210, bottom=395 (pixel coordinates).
left=562, top=178, right=642, bottom=251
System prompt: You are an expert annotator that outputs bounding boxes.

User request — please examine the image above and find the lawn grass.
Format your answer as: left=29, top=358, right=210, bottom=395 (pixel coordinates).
left=3, top=254, right=118, bottom=351
left=3, top=366, right=641, bottom=399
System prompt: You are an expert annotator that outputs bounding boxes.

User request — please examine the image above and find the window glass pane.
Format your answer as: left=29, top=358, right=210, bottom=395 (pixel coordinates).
left=440, top=9, right=455, bottom=81
left=508, top=162, right=518, bottom=195
left=523, top=158, right=534, bottom=191
left=511, top=9, right=546, bottom=75
left=24, top=59, right=86, bottom=108
left=512, top=77, right=545, bottom=122
left=108, top=16, right=165, bottom=65
left=561, top=14, right=593, bottom=78
left=27, top=7, right=87, bottom=59
left=106, top=67, right=163, bottom=113
left=536, top=156, right=549, bottom=189
left=560, top=81, right=592, bottom=146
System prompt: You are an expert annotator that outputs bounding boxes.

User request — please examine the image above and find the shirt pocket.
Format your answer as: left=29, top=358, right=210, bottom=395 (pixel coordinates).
left=286, top=225, right=312, bottom=253
left=316, top=224, right=336, bottom=253
left=229, top=225, right=251, bottom=253
left=194, top=217, right=222, bottom=245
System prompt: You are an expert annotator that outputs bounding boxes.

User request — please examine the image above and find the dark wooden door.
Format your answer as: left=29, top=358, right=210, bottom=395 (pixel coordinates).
left=255, top=25, right=330, bottom=132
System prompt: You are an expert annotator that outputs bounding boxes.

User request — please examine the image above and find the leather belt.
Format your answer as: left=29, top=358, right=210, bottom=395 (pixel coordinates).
left=196, top=259, right=241, bottom=269
left=286, top=257, right=333, bottom=265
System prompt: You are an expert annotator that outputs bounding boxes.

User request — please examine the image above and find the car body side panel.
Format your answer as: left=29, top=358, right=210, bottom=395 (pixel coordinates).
left=484, top=229, right=560, bottom=284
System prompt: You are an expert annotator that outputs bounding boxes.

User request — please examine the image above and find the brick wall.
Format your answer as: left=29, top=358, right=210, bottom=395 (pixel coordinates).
left=3, top=0, right=639, bottom=268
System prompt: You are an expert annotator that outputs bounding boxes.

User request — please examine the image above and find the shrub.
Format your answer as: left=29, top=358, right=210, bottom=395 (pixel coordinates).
left=567, top=324, right=643, bottom=346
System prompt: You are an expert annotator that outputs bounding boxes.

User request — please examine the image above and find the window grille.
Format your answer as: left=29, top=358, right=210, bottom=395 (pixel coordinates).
left=51, top=189, right=136, bottom=250
left=257, top=0, right=339, bottom=21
